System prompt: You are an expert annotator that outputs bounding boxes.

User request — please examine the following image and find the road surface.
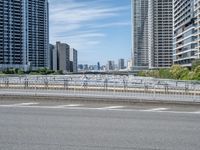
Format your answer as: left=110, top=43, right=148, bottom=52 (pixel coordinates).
left=0, top=99, right=200, bottom=150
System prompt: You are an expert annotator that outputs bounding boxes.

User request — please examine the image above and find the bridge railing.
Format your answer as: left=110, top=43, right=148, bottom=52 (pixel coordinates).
left=0, top=76, right=199, bottom=102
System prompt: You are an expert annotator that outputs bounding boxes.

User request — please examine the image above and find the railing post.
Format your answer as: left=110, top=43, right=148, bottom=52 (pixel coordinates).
left=34, top=79, right=37, bottom=97
left=114, top=81, right=116, bottom=96
left=74, top=80, right=76, bottom=94
left=193, top=84, right=196, bottom=102
left=153, top=85, right=156, bottom=100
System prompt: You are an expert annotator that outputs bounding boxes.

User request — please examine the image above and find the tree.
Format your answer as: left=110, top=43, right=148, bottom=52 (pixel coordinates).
left=192, top=59, right=200, bottom=70
left=170, top=65, right=184, bottom=79
left=159, top=69, right=172, bottom=79
left=138, top=71, right=146, bottom=77
left=180, top=68, right=190, bottom=80
left=192, top=66, right=200, bottom=80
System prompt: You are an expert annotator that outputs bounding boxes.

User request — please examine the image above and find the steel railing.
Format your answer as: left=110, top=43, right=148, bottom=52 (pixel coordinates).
left=0, top=75, right=200, bottom=102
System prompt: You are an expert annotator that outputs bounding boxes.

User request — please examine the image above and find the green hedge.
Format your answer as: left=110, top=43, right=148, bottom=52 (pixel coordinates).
left=138, top=61, right=200, bottom=80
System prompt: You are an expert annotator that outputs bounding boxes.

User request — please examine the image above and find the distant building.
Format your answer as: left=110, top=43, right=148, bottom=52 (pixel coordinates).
left=70, top=48, right=78, bottom=73
left=127, top=59, right=132, bottom=71
left=101, top=65, right=106, bottom=71
left=78, top=64, right=83, bottom=70
left=53, top=45, right=58, bottom=71
left=97, top=62, right=101, bottom=70
left=52, top=42, right=70, bottom=73
left=49, top=44, right=54, bottom=70
left=89, top=65, right=95, bottom=70
left=118, top=59, right=125, bottom=70
left=83, top=64, right=89, bottom=71
left=107, top=61, right=115, bottom=71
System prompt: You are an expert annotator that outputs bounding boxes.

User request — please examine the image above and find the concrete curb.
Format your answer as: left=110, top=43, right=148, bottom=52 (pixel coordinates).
left=0, top=94, right=200, bottom=106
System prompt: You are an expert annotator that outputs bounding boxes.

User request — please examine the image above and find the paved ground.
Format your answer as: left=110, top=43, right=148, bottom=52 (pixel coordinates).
left=0, top=99, right=200, bottom=150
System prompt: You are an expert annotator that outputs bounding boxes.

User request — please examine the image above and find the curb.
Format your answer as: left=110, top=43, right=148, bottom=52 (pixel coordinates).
left=0, top=94, right=200, bottom=106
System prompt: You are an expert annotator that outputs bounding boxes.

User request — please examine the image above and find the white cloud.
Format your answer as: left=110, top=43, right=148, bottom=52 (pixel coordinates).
left=88, top=21, right=131, bottom=29
left=49, top=0, right=129, bottom=51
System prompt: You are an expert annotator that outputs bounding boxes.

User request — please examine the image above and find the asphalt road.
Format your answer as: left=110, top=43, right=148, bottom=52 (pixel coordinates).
left=0, top=100, right=200, bottom=150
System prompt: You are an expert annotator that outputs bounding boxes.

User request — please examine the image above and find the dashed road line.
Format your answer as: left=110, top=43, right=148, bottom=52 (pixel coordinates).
left=54, top=104, right=82, bottom=108
left=0, top=102, right=39, bottom=107
left=13, top=102, right=39, bottom=106
left=97, top=106, right=125, bottom=110
left=144, top=108, right=169, bottom=112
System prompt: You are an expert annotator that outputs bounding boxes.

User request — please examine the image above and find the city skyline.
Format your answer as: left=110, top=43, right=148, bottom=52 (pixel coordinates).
left=49, top=0, right=131, bottom=64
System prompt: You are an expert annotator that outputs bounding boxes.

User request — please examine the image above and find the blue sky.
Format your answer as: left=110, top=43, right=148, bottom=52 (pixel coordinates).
left=49, top=0, right=131, bottom=65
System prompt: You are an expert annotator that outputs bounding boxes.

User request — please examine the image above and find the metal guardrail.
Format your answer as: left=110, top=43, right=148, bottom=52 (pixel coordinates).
left=0, top=75, right=200, bottom=102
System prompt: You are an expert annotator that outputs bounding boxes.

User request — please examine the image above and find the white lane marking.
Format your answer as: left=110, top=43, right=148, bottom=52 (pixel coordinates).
left=64, top=104, right=82, bottom=107
left=97, top=106, right=125, bottom=110
left=0, top=104, right=199, bottom=115
left=54, top=104, right=82, bottom=108
left=144, top=108, right=169, bottom=112
left=14, top=103, right=39, bottom=106
left=0, top=102, right=39, bottom=107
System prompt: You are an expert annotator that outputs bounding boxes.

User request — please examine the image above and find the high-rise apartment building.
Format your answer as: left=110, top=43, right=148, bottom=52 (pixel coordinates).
left=28, top=0, right=49, bottom=70
left=55, top=42, right=70, bottom=72
left=49, top=44, right=54, bottom=70
left=148, top=0, right=173, bottom=68
left=195, top=0, right=200, bottom=59
left=131, top=0, right=149, bottom=68
left=0, top=1, right=26, bottom=69
left=0, top=0, right=49, bottom=70
left=173, top=0, right=197, bottom=67
left=70, top=48, right=78, bottom=73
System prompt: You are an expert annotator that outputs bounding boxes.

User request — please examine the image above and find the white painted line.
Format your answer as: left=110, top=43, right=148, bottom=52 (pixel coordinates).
left=144, top=108, right=169, bottom=112
left=14, top=102, right=39, bottom=106
left=54, top=104, right=82, bottom=108
left=64, top=104, right=82, bottom=107
left=0, top=104, right=199, bottom=115
left=97, top=106, right=125, bottom=110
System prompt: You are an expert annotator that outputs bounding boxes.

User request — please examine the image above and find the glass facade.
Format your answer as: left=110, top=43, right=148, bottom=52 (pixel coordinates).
left=173, top=0, right=197, bottom=67
left=194, top=0, right=200, bottom=59
left=148, top=0, right=173, bottom=68
left=131, top=0, right=149, bottom=68
left=0, top=0, right=49, bottom=70
left=0, top=0, right=25, bottom=69
left=28, top=0, right=49, bottom=69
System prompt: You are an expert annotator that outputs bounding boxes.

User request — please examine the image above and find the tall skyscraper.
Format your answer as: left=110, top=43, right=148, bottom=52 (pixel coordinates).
left=0, top=0, right=49, bottom=70
left=131, top=0, right=149, bottom=69
left=173, top=0, right=197, bottom=67
left=148, top=0, right=173, bottom=68
left=28, top=0, right=49, bottom=70
left=0, top=1, right=26, bottom=70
